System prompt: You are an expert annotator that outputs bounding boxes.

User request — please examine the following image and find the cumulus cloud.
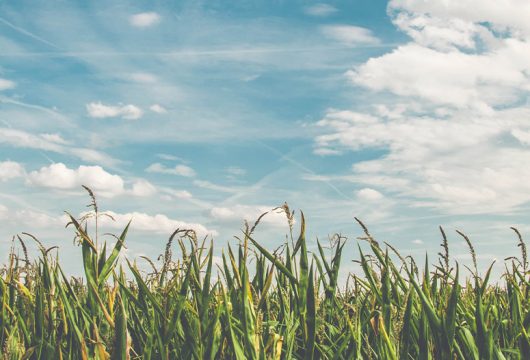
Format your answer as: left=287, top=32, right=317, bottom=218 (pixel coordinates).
left=209, top=205, right=288, bottom=228
left=131, top=179, right=157, bottom=197
left=28, top=163, right=125, bottom=197
left=0, top=204, right=67, bottom=228
left=0, top=78, right=15, bottom=90
left=27, top=163, right=157, bottom=198
left=95, top=210, right=215, bottom=238
left=146, top=163, right=196, bottom=177
left=314, top=0, right=530, bottom=215
left=346, top=42, right=530, bottom=112
left=86, top=102, right=143, bottom=120
left=0, top=161, right=24, bottom=181
left=305, top=4, right=338, bottom=17
left=356, top=188, right=384, bottom=201
left=129, top=12, right=160, bottom=28
left=321, top=25, right=380, bottom=45
left=316, top=101, right=530, bottom=214
left=388, top=0, right=530, bottom=37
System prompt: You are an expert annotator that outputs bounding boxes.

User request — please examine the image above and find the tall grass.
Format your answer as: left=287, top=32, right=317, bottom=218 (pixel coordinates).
left=1, top=190, right=529, bottom=359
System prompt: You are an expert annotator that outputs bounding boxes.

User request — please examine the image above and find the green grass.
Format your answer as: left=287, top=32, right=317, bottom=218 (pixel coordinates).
left=1, top=190, right=529, bottom=359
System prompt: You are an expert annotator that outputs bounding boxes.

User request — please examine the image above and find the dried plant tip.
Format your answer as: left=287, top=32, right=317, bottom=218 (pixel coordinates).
left=511, top=227, right=527, bottom=271
left=456, top=230, right=477, bottom=276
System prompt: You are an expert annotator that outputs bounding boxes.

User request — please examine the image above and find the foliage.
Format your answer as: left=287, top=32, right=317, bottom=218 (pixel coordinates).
left=1, top=192, right=529, bottom=359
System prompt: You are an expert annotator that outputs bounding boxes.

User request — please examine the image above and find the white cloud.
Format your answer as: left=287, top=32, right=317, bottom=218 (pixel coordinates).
left=28, top=163, right=125, bottom=197
left=305, top=4, right=338, bottom=17
left=193, top=180, right=238, bottom=193
left=0, top=204, right=66, bottom=228
left=412, top=239, right=424, bottom=245
left=388, top=0, right=530, bottom=37
left=162, top=188, right=193, bottom=200
left=356, top=188, right=384, bottom=201
left=512, top=129, right=530, bottom=146
left=209, top=205, right=288, bottom=228
left=131, top=179, right=157, bottom=197
left=321, top=25, right=380, bottom=45
left=150, top=104, right=167, bottom=114
left=346, top=42, right=530, bottom=111
left=316, top=101, right=530, bottom=214
left=0, top=78, right=15, bottom=90
left=313, top=0, right=530, bottom=215
left=0, top=161, right=24, bottom=181
left=146, top=163, right=196, bottom=177
left=27, top=163, right=158, bottom=199
left=86, top=102, right=143, bottom=120
left=225, top=166, right=246, bottom=176
left=156, top=153, right=184, bottom=161
left=129, top=12, right=160, bottom=28
left=39, top=133, right=70, bottom=145
left=129, top=72, right=157, bottom=83
left=0, top=128, right=117, bottom=166
left=95, top=210, right=215, bottom=238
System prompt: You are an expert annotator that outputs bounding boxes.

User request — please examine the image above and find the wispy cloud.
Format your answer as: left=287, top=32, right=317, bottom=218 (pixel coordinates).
left=304, top=4, right=338, bottom=17
left=0, top=128, right=118, bottom=166
left=128, top=72, right=158, bottom=83
left=193, top=180, right=239, bottom=193
left=86, top=102, right=143, bottom=120
left=149, top=104, right=167, bottom=113
left=146, top=163, right=196, bottom=177
left=0, top=17, right=58, bottom=48
left=321, top=25, right=380, bottom=45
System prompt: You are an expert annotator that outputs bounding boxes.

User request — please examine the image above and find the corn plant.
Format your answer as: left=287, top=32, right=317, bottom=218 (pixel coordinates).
left=1, top=189, right=530, bottom=359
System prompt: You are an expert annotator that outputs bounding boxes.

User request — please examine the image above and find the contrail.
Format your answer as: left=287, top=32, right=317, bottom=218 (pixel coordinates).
left=0, top=17, right=58, bottom=49
left=0, top=44, right=399, bottom=58
left=257, top=140, right=353, bottom=201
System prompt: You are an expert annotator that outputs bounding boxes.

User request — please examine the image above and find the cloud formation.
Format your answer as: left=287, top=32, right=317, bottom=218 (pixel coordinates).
left=28, top=163, right=125, bottom=197
left=209, top=204, right=288, bottom=228
left=305, top=4, right=338, bottom=17
left=129, top=12, right=160, bottom=28
left=0, top=78, right=15, bottom=90
left=321, top=25, right=380, bottom=45
left=95, top=210, right=215, bottom=238
left=86, top=102, right=143, bottom=120
left=27, top=163, right=157, bottom=198
left=146, top=163, right=196, bottom=177
left=0, top=128, right=117, bottom=166
left=0, top=161, right=24, bottom=181
left=315, top=0, right=530, bottom=215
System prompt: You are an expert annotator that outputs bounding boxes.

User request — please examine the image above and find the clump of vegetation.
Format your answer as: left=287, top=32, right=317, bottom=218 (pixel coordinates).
left=1, top=188, right=529, bottom=359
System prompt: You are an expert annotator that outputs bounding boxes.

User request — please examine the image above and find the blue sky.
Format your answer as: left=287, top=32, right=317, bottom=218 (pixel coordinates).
left=2, top=0, right=530, bottom=276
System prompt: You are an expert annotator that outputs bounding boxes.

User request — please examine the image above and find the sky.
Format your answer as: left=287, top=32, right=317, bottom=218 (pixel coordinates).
left=2, top=0, right=530, bottom=277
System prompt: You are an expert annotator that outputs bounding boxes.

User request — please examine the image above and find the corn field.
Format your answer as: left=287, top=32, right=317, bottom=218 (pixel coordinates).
left=2, top=194, right=530, bottom=359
